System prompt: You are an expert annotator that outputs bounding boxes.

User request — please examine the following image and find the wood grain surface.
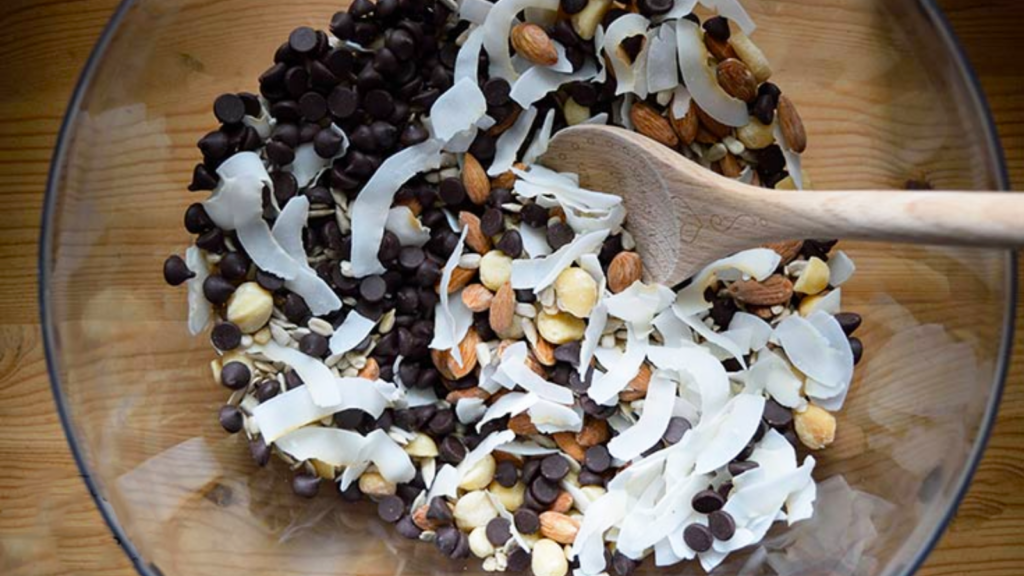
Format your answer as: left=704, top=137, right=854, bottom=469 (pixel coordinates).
left=0, top=0, right=1021, bottom=575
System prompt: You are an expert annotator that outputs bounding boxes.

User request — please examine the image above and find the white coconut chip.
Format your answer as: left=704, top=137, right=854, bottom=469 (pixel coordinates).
left=828, top=250, right=856, bottom=287
left=328, top=312, right=376, bottom=355
left=578, top=302, right=607, bottom=377
left=252, top=377, right=388, bottom=442
left=588, top=328, right=647, bottom=405
left=271, top=195, right=309, bottom=259
left=457, top=397, right=489, bottom=424
left=350, top=139, right=444, bottom=277
left=185, top=246, right=212, bottom=335
left=618, top=92, right=636, bottom=131
left=405, top=384, right=439, bottom=408
left=647, top=344, right=730, bottom=417
left=489, top=106, right=539, bottom=176
left=602, top=14, right=650, bottom=96
left=497, top=342, right=576, bottom=404
left=775, top=311, right=853, bottom=392
left=652, top=308, right=693, bottom=347
left=477, top=392, right=539, bottom=430
left=431, top=227, right=471, bottom=364
left=485, top=490, right=533, bottom=551
left=646, top=22, right=679, bottom=95
left=459, top=0, right=492, bottom=24
left=519, top=221, right=553, bottom=258
left=514, top=165, right=622, bottom=210
left=677, top=312, right=748, bottom=368
left=427, top=463, right=460, bottom=500
left=693, top=393, right=765, bottom=474
left=700, top=0, right=756, bottom=35
left=604, top=281, right=674, bottom=337
left=550, top=41, right=575, bottom=74
left=670, top=85, right=692, bottom=119
left=510, top=58, right=598, bottom=108
left=361, top=429, right=418, bottom=483
left=510, top=229, right=609, bottom=292
left=608, top=370, right=677, bottom=461
left=675, top=19, right=749, bottom=127
left=673, top=248, right=781, bottom=317
left=803, top=287, right=841, bottom=317
left=430, top=78, right=488, bottom=143
left=385, top=206, right=432, bottom=247
left=657, top=0, right=698, bottom=21
left=253, top=342, right=342, bottom=407
left=582, top=112, right=610, bottom=125
left=571, top=491, right=630, bottom=574
left=564, top=202, right=627, bottom=234
left=728, top=312, right=773, bottom=351
left=457, top=429, right=516, bottom=478
left=528, top=399, right=583, bottom=433
left=287, top=126, right=349, bottom=188
left=274, top=426, right=370, bottom=467
left=522, top=108, right=557, bottom=166
left=773, top=123, right=804, bottom=190
left=483, top=0, right=560, bottom=81
left=497, top=441, right=560, bottom=456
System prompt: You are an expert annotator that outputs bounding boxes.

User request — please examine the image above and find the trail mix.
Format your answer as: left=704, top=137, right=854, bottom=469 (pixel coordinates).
left=162, top=0, right=866, bottom=574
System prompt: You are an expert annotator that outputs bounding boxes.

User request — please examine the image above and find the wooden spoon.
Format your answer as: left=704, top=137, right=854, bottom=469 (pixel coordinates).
left=541, top=125, right=1024, bottom=287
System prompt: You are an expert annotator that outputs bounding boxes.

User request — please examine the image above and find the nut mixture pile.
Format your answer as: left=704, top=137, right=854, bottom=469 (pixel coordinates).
left=162, top=0, right=865, bottom=574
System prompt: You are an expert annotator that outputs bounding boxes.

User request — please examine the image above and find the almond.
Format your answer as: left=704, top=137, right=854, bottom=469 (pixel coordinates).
left=576, top=418, right=610, bottom=448
left=539, top=511, right=581, bottom=544
left=608, top=251, right=643, bottom=293
left=509, top=412, right=539, bottom=435
left=492, top=450, right=524, bottom=466
left=446, top=387, right=491, bottom=403
left=487, top=388, right=512, bottom=405
left=777, top=95, right=807, bottom=153
left=531, top=336, right=557, bottom=366
left=695, top=104, right=732, bottom=139
left=762, top=240, right=804, bottom=265
left=671, top=100, right=699, bottom=145
left=462, top=283, right=495, bottom=312
left=463, top=153, right=491, bottom=205
left=511, top=23, right=559, bottom=66
left=412, top=504, right=440, bottom=531
left=705, top=33, right=738, bottom=62
left=431, top=328, right=480, bottom=380
left=492, top=170, right=517, bottom=190
left=460, top=212, right=492, bottom=254
left=719, top=152, right=742, bottom=178
left=716, top=58, right=758, bottom=103
left=525, top=351, right=548, bottom=377
left=695, top=126, right=720, bottom=144
left=395, top=196, right=423, bottom=215
left=438, top=266, right=476, bottom=294
left=488, top=106, right=523, bottom=137
left=550, top=491, right=574, bottom=514
left=727, top=274, right=794, bottom=306
left=748, top=305, right=775, bottom=320
left=357, top=357, right=380, bottom=380
left=618, top=363, right=651, bottom=402
left=489, top=282, right=517, bottom=339
left=630, top=102, right=679, bottom=148
left=552, top=432, right=586, bottom=462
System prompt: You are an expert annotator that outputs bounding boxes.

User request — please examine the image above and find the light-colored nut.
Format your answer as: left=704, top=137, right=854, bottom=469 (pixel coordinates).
left=463, top=153, right=491, bottom=205
left=490, top=281, right=517, bottom=339
left=716, top=58, right=758, bottom=103
left=551, top=491, right=574, bottom=514
left=571, top=0, right=612, bottom=41
left=480, top=251, right=513, bottom=292
left=537, top=310, right=586, bottom=345
left=460, top=212, right=492, bottom=254
left=454, top=490, right=499, bottom=530
left=705, top=33, right=738, bottom=61
left=226, top=282, right=273, bottom=333
left=794, top=404, right=836, bottom=450
left=730, top=31, right=772, bottom=82
left=576, top=418, right=610, bottom=448
left=762, top=240, right=804, bottom=265
left=554, top=267, right=598, bottom=319
left=441, top=266, right=477, bottom=294
left=459, top=454, right=496, bottom=490
left=358, top=471, right=396, bottom=497
left=469, top=526, right=495, bottom=558
left=431, top=328, right=480, bottom=380
left=608, top=252, right=643, bottom=293
left=793, top=257, right=830, bottom=295
left=773, top=170, right=813, bottom=191
left=581, top=486, right=606, bottom=502
left=777, top=95, right=807, bottom=153
left=357, top=357, right=380, bottom=380
left=489, top=480, right=526, bottom=512
left=798, top=291, right=833, bottom=317
left=630, top=102, right=679, bottom=148
left=727, top=274, right=794, bottom=306
left=511, top=23, right=559, bottom=66
left=539, top=512, right=581, bottom=545
left=404, top=433, right=439, bottom=458
left=552, top=432, right=586, bottom=462
left=564, top=98, right=590, bottom=126
left=619, top=363, right=652, bottom=402
left=532, top=538, right=569, bottom=576
left=509, top=412, right=540, bottom=435
left=671, top=99, right=699, bottom=145
left=462, top=283, right=495, bottom=312
left=447, top=387, right=490, bottom=403
left=253, top=327, right=272, bottom=345
left=736, top=118, right=775, bottom=150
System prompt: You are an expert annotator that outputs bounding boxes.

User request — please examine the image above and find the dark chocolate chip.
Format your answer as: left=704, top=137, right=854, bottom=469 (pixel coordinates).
left=256, top=379, right=279, bottom=403
left=580, top=395, right=616, bottom=419
left=683, top=523, right=713, bottom=552
left=727, top=461, right=759, bottom=478
left=220, top=360, right=250, bottom=389
left=378, top=230, right=402, bottom=261
left=184, top=203, right=213, bottom=234
left=214, top=93, right=246, bottom=125
left=250, top=437, right=271, bottom=467
left=483, top=78, right=512, bottom=107
left=481, top=207, right=504, bottom=236
left=439, top=177, right=467, bottom=205
left=752, top=93, right=777, bottom=125
left=521, top=203, right=549, bottom=228
left=386, top=29, right=416, bottom=60
left=439, top=435, right=467, bottom=464
left=663, top=417, right=692, bottom=445
left=435, top=526, right=460, bottom=556
left=334, top=409, right=364, bottom=429
left=514, top=508, right=540, bottom=534
left=283, top=293, right=312, bottom=323
left=486, top=517, right=512, bottom=546
left=835, top=312, right=862, bottom=335
left=530, top=477, right=560, bottom=504
left=299, top=92, right=328, bottom=122
left=507, top=548, right=531, bottom=572
left=708, top=510, right=736, bottom=540
left=401, top=123, right=430, bottom=146
left=560, top=0, right=587, bottom=15
left=584, top=445, right=611, bottom=473
left=218, top=405, right=243, bottom=433
left=330, top=11, right=356, bottom=39
left=703, top=16, right=731, bottom=41
left=314, top=126, right=344, bottom=158
left=426, top=408, right=456, bottom=436
left=349, top=0, right=376, bottom=18
left=211, top=323, right=241, bottom=353
left=163, top=255, right=194, bottom=286
left=266, top=140, right=296, bottom=166
left=289, top=26, right=319, bottom=55
left=578, top=469, right=605, bottom=487
left=292, top=473, right=321, bottom=498
left=497, top=230, right=523, bottom=258
left=219, top=251, right=250, bottom=281
left=540, top=454, right=570, bottom=482
left=196, top=227, right=226, bottom=253
left=396, top=514, right=422, bottom=538
left=202, top=275, right=235, bottom=305
left=299, top=332, right=329, bottom=358
left=763, top=398, right=793, bottom=429
left=850, top=336, right=864, bottom=365
left=495, top=460, right=518, bottom=488
left=546, top=222, right=574, bottom=250
left=692, top=489, right=725, bottom=514
left=359, top=275, right=387, bottom=303
left=377, top=495, right=405, bottom=523
left=328, top=86, right=359, bottom=119
left=553, top=342, right=581, bottom=366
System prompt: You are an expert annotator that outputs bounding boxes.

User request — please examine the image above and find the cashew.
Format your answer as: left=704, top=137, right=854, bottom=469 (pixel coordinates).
left=794, top=404, right=836, bottom=450
left=564, top=98, right=591, bottom=126
left=403, top=433, right=439, bottom=458
left=736, top=118, right=775, bottom=150
left=554, top=267, right=598, bottom=319
left=358, top=471, right=397, bottom=497
left=469, top=526, right=495, bottom=558
left=536, top=310, right=586, bottom=345
left=489, top=480, right=526, bottom=512
left=793, top=257, right=830, bottom=295
left=480, top=251, right=514, bottom=292
left=459, top=454, right=496, bottom=490
left=730, top=32, right=772, bottom=82
left=454, top=490, right=499, bottom=530
left=226, top=282, right=274, bottom=333
left=532, top=539, right=569, bottom=576
left=571, top=0, right=613, bottom=41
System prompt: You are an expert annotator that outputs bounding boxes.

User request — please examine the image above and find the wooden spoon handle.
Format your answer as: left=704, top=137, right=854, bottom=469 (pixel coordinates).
left=759, top=190, right=1024, bottom=247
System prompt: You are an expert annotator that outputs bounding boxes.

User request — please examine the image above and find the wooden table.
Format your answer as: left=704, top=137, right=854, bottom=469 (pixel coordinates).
left=0, top=0, right=1021, bottom=574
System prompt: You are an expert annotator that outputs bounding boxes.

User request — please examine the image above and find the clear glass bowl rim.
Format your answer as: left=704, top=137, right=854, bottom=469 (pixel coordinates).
left=38, top=1, right=1017, bottom=575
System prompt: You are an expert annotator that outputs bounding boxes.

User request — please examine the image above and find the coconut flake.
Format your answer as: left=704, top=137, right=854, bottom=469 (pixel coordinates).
left=185, top=246, right=212, bottom=335
left=385, top=206, right=432, bottom=247
left=510, top=58, right=598, bottom=108
left=647, top=344, right=730, bottom=417
left=550, top=41, right=575, bottom=74
left=589, top=328, right=647, bottom=405
left=511, top=229, right=609, bottom=292
left=700, top=0, right=756, bottom=35
left=478, top=392, right=539, bottom=430
left=775, top=312, right=853, bottom=392
left=658, top=0, right=698, bottom=20
left=528, top=399, right=583, bottom=433
left=427, top=464, right=460, bottom=500
left=486, top=490, right=533, bottom=551
left=498, top=343, right=576, bottom=404
left=694, top=393, right=765, bottom=473
left=271, top=197, right=341, bottom=316
left=604, top=281, right=674, bottom=336
left=673, top=248, right=781, bottom=317
left=483, top=0, right=560, bottom=81
left=828, top=250, right=856, bottom=287
left=582, top=112, right=610, bottom=125
left=431, top=227, right=471, bottom=364
left=457, top=397, right=489, bottom=424
left=602, top=14, right=650, bottom=96
left=497, top=441, right=560, bottom=457
left=520, top=221, right=553, bottom=258
left=329, top=312, right=377, bottom=355
left=578, top=302, right=607, bottom=377
left=572, top=491, right=630, bottom=574
left=652, top=308, right=693, bottom=347
left=203, top=152, right=271, bottom=229
left=522, top=109, right=557, bottom=165
left=460, top=0, right=492, bottom=24
left=350, top=139, right=444, bottom=277
left=678, top=313, right=748, bottom=367
left=360, top=429, right=418, bottom=483
left=489, top=106, right=539, bottom=176
left=515, top=165, right=622, bottom=210
left=646, top=22, right=678, bottom=94
left=608, top=370, right=677, bottom=461
left=773, top=123, right=804, bottom=190
left=564, top=203, right=627, bottom=234
left=275, top=426, right=369, bottom=467
left=670, top=85, right=692, bottom=119
left=252, top=377, right=388, bottom=442
left=430, top=78, right=488, bottom=143
left=675, top=19, right=748, bottom=127
left=728, top=312, right=773, bottom=351
left=803, top=288, right=841, bottom=317
left=254, top=342, right=342, bottom=407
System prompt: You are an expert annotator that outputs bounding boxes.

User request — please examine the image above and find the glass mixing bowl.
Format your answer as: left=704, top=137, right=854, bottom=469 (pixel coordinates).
left=41, top=0, right=1015, bottom=575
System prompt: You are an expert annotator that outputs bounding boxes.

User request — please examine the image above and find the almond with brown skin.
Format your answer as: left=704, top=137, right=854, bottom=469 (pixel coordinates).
left=492, top=450, right=524, bottom=466
left=552, top=432, right=586, bottom=462
left=705, top=33, right=738, bottom=62
left=459, top=212, right=492, bottom=254
left=438, top=266, right=476, bottom=294
left=509, top=412, right=539, bottom=435
left=728, top=274, right=794, bottom=306
left=412, top=505, right=440, bottom=531
left=716, top=58, right=758, bottom=103
left=431, top=328, right=480, bottom=380
left=695, top=126, right=720, bottom=144
left=630, top=102, right=679, bottom=148
left=490, top=282, right=517, bottom=338
left=671, top=100, right=700, bottom=145
left=539, top=511, right=580, bottom=544
left=695, top=105, right=732, bottom=139
left=525, top=351, right=548, bottom=377
left=618, top=363, right=652, bottom=402
left=462, top=283, right=495, bottom=312
left=531, top=336, right=557, bottom=366
left=576, top=418, right=610, bottom=448
left=446, top=387, right=490, bottom=403
left=550, top=491, right=574, bottom=514
left=608, top=251, right=643, bottom=293
left=488, top=106, right=523, bottom=137
left=777, top=95, right=807, bottom=153
left=357, top=357, right=380, bottom=380
left=492, top=170, right=517, bottom=190
left=719, top=152, right=742, bottom=178
left=762, top=240, right=804, bottom=265
left=463, top=153, right=491, bottom=205
left=748, top=305, right=775, bottom=320
left=511, top=23, right=559, bottom=66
